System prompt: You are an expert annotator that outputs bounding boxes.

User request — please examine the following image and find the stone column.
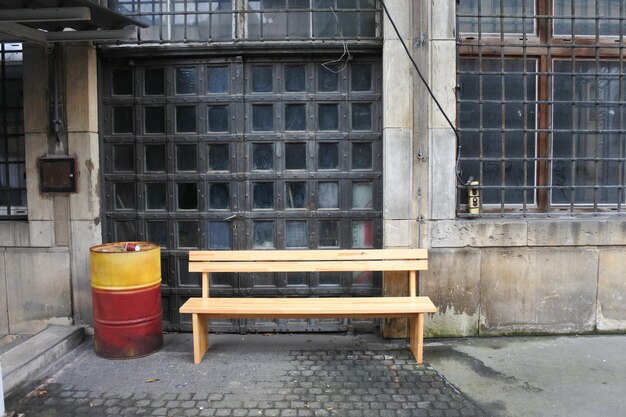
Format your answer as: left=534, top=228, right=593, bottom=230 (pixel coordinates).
left=65, top=43, right=102, bottom=326
left=381, top=0, right=417, bottom=337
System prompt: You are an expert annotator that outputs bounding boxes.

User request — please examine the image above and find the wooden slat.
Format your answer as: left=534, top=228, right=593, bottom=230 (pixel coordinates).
left=189, top=249, right=427, bottom=262
left=189, top=259, right=428, bottom=273
left=180, top=296, right=437, bottom=318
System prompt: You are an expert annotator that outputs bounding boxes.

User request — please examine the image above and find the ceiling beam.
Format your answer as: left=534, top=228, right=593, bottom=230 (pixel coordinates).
left=0, top=22, right=47, bottom=45
left=0, top=7, right=91, bottom=22
left=46, top=28, right=136, bottom=42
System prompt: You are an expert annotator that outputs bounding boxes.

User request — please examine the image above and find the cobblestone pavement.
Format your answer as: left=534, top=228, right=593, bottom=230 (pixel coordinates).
left=6, top=334, right=483, bottom=417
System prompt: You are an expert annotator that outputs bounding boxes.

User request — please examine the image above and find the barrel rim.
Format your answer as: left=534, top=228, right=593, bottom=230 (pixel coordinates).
left=90, top=241, right=160, bottom=253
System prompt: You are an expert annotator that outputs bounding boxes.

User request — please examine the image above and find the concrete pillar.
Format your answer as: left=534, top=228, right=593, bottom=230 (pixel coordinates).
left=64, top=43, right=102, bottom=326
left=381, top=0, right=418, bottom=337
left=428, top=0, right=457, bottom=220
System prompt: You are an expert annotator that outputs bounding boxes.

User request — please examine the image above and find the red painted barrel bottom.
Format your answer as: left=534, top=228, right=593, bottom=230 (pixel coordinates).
left=92, top=284, right=164, bottom=359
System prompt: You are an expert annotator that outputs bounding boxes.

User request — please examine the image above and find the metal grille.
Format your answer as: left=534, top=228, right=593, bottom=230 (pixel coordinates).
left=457, top=0, right=626, bottom=215
left=0, top=43, right=26, bottom=219
left=112, top=0, right=380, bottom=43
left=101, top=56, right=383, bottom=332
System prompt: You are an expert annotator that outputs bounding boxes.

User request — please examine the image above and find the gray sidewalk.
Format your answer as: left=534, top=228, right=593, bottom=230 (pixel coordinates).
left=427, top=335, right=626, bottom=417
left=5, top=333, right=481, bottom=417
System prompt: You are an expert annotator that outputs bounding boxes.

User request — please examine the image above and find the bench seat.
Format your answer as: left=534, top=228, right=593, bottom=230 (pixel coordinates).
left=180, top=296, right=436, bottom=318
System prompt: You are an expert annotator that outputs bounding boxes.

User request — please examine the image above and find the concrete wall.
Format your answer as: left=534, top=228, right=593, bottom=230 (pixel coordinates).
left=0, top=43, right=102, bottom=335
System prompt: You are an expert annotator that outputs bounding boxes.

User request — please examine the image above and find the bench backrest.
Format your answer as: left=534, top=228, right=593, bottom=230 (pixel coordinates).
left=189, top=249, right=428, bottom=299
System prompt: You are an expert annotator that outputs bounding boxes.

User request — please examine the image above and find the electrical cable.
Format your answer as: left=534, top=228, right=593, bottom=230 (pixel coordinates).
left=378, top=0, right=472, bottom=186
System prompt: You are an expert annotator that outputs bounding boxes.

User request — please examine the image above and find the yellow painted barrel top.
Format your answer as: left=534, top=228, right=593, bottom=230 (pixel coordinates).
left=90, top=242, right=161, bottom=290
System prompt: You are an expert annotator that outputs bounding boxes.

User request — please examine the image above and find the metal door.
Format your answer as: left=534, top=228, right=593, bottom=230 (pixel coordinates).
left=101, top=55, right=383, bottom=332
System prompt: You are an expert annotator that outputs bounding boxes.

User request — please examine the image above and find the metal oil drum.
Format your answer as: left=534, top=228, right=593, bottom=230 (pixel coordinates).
left=90, top=242, right=163, bottom=358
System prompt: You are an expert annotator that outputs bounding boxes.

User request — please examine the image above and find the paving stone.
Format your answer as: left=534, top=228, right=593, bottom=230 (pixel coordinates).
left=5, top=337, right=481, bottom=417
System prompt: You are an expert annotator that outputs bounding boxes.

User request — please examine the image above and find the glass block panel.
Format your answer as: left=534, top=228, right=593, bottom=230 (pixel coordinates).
left=145, top=145, right=166, bottom=172
left=253, top=221, right=275, bottom=248
left=207, top=66, right=229, bottom=93
left=178, top=221, right=199, bottom=248
left=319, top=220, right=339, bottom=247
left=352, top=103, right=372, bottom=130
left=177, top=183, right=198, bottom=209
left=176, top=106, right=197, bottom=133
left=252, top=105, right=273, bottom=131
left=252, top=66, right=273, bottom=92
left=314, top=10, right=336, bottom=37
left=145, top=106, right=165, bottom=134
left=115, top=220, right=136, bottom=241
left=318, top=143, right=338, bottom=169
left=287, top=272, right=307, bottom=286
left=319, top=272, right=340, bottom=285
left=285, top=143, right=306, bottom=169
left=319, top=182, right=338, bottom=208
left=146, top=221, right=167, bottom=248
left=208, top=105, right=229, bottom=132
left=179, top=259, right=199, bottom=286
left=352, top=220, right=373, bottom=248
left=176, top=144, right=197, bottom=171
left=113, top=144, right=134, bottom=172
left=209, top=183, right=230, bottom=209
left=352, top=142, right=372, bottom=169
left=113, top=106, right=133, bottom=133
left=318, top=65, right=339, bottom=92
left=285, top=104, right=306, bottom=131
left=146, top=183, right=167, bottom=210
left=318, top=104, right=339, bottom=131
left=353, top=271, right=373, bottom=285
left=253, top=182, right=274, bottom=209
left=352, top=182, right=373, bottom=209
left=176, top=67, right=196, bottom=94
left=144, top=68, right=164, bottom=95
left=112, top=68, right=133, bottom=95
left=286, top=221, right=307, bottom=247
left=208, top=144, right=229, bottom=171
left=253, top=143, right=274, bottom=170
left=286, top=182, right=307, bottom=208
left=209, top=221, right=231, bottom=249
left=285, top=65, right=306, bottom=92
left=114, top=183, right=135, bottom=209
left=351, top=64, right=372, bottom=91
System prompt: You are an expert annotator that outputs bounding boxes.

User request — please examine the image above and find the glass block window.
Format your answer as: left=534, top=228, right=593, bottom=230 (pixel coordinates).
left=102, top=57, right=382, bottom=330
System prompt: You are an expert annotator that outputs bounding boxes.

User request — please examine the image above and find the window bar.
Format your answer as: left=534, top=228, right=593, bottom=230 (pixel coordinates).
left=478, top=0, right=484, bottom=214
left=568, top=0, right=577, bottom=213
left=593, top=0, right=601, bottom=211
left=617, top=0, right=626, bottom=213
left=537, top=0, right=550, bottom=211
left=0, top=46, right=8, bottom=216
left=285, top=0, right=290, bottom=39
left=499, top=0, right=506, bottom=214
left=522, top=0, right=529, bottom=214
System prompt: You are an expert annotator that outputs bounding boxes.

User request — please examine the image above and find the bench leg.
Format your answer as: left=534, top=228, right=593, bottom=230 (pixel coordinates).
left=192, top=314, right=209, bottom=364
left=409, top=313, right=425, bottom=365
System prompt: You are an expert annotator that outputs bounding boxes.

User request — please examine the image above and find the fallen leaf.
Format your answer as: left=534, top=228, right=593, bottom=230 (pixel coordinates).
left=145, top=378, right=160, bottom=383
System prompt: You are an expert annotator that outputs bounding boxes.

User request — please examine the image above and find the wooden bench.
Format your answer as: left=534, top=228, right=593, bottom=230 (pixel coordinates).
left=179, top=249, right=436, bottom=365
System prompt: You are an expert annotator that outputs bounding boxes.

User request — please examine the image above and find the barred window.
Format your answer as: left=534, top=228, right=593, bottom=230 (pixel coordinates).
left=115, top=0, right=380, bottom=42
left=0, top=43, right=26, bottom=219
left=457, top=0, right=626, bottom=215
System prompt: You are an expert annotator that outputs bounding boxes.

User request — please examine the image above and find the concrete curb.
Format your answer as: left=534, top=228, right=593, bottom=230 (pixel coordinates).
left=1, top=326, right=84, bottom=400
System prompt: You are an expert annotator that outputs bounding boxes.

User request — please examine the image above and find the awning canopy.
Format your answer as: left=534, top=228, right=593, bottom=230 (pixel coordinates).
left=0, top=0, right=148, bottom=45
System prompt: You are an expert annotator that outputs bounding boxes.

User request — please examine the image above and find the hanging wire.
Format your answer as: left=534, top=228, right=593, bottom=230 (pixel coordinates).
left=322, top=7, right=351, bottom=73
left=378, top=0, right=472, bottom=186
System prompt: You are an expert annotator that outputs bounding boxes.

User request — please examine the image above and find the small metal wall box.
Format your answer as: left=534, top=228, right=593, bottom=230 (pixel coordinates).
left=39, top=157, right=77, bottom=193
left=468, top=180, right=480, bottom=214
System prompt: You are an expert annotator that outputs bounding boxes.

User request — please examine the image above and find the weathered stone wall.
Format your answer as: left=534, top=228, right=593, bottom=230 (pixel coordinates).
left=0, top=43, right=102, bottom=335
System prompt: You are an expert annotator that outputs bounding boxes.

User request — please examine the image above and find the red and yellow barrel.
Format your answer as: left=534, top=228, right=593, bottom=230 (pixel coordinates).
left=90, top=242, right=163, bottom=359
